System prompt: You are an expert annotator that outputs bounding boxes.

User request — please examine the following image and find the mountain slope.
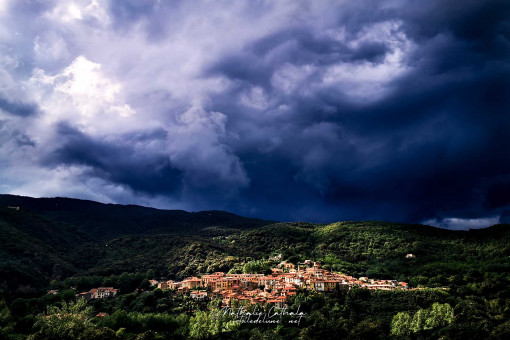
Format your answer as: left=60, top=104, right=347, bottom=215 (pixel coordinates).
left=0, top=207, right=88, bottom=291
left=0, top=194, right=274, bottom=240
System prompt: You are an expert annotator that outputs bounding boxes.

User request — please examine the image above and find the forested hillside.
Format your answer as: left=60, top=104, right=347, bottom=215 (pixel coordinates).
left=64, top=221, right=510, bottom=295
left=2, top=200, right=509, bottom=297
left=0, top=207, right=87, bottom=291
left=0, top=195, right=273, bottom=240
left=1, top=196, right=510, bottom=339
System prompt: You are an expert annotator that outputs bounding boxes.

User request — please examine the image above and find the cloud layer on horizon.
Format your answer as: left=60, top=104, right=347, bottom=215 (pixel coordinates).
left=0, top=0, right=509, bottom=229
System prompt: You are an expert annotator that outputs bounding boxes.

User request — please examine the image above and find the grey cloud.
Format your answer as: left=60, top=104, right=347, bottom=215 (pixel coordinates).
left=0, top=96, right=38, bottom=117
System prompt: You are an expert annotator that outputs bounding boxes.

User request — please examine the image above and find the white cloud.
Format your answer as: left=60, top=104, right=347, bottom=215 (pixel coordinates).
left=27, top=56, right=136, bottom=136
left=33, top=33, right=71, bottom=63
left=272, top=64, right=317, bottom=95
left=322, top=21, right=414, bottom=102
left=167, top=103, right=249, bottom=192
left=423, top=216, right=500, bottom=230
left=240, top=86, right=270, bottom=110
left=46, top=1, right=109, bottom=24
left=0, top=0, right=8, bottom=16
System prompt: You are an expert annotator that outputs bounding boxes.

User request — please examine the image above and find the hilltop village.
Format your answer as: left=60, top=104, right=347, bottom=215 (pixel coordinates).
left=74, top=260, right=409, bottom=308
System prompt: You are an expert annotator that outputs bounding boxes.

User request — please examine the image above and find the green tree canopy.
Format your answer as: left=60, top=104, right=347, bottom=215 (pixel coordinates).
left=29, top=299, right=93, bottom=340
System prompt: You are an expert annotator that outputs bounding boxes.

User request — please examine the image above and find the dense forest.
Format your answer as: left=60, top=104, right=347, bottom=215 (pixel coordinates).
left=1, top=195, right=510, bottom=339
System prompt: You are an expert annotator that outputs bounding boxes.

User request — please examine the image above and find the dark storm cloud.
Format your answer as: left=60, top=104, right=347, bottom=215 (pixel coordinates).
left=485, top=180, right=510, bottom=209
left=208, top=28, right=391, bottom=89
left=201, top=0, right=510, bottom=226
left=2, top=0, right=509, bottom=228
left=43, top=123, right=183, bottom=196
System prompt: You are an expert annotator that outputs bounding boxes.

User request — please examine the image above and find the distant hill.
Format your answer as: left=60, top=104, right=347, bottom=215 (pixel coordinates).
left=0, top=194, right=274, bottom=240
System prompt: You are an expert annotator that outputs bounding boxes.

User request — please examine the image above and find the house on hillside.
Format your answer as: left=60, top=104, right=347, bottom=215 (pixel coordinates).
left=190, top=291, right=208, bottom=300
left=405, top=254, right=416, bottom=259
left=97, top=287, right=118, bottom=298
left=88, top=287, right=118, bottom=299
left=269, top=254, right=282, bottom=261
left=267, top=297, right=286, bottom=309
left=182, top=277, right=202, bottom=289
left=76, top=292, right=92, bottom=300
left=309, top=279, right=325, bottom=292
left=399, top=282, right=409, bottom=289
left=278, top=261, right=295, bottom=270
left=158, top=280, right=175, bottom=290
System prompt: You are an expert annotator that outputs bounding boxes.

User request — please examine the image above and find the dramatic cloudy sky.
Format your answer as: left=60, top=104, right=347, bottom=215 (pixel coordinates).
left=0, top=0, right=509, bottom=228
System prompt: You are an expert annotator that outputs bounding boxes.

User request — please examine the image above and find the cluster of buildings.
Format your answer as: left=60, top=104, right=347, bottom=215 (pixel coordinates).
left=76, top=287, right=119, bottom=300
left=153, top=261, right=409, bottom=308
left=68, top=261, right=408, bottom=307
